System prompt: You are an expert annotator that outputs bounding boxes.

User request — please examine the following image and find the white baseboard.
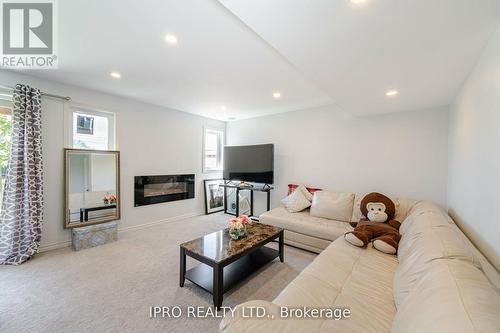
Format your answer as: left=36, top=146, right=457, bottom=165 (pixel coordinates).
left=38, top=212, right=203, bottom=253
left=39, top=240, right=72, bottom=253
left=118, top=212, right=202, bottom=234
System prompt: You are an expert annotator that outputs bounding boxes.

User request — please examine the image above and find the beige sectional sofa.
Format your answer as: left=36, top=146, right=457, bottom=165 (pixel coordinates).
left=220, top=200, right=500, bottom=332
left=260, top=193, right=416, bottom=253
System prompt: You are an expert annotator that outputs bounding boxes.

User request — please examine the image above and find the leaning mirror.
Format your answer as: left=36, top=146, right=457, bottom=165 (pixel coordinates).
left=64, top=149, right=120, bottom=228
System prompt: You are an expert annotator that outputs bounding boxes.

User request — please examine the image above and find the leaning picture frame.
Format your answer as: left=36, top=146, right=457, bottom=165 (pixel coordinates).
left=204, top=179, right=225, bottom=214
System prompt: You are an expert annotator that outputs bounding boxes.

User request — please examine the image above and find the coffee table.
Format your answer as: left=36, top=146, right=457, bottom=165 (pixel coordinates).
left=179, top=223, right=284, bottom=309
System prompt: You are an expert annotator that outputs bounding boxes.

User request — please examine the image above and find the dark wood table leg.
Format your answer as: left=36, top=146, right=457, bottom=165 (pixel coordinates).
left=266, top=191, right=271, bottom=211
left=179, top=247, right=186, bottom=287
left=235, top=188, right=240, bottom=217
left=213, top=265, right=223, bottom=310
left=250, top=190, right=254, bottom=217
left=279, top=231, right=284, bottom=262
left=223, top=183, right=227, bottom=214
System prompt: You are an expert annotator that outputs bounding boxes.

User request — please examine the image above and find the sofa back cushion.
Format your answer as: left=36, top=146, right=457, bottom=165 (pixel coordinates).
left=394, top=201, right=481, bottom=307
left=397, top=201, right=500, bottom=298
left=351, top=193, right=418, bottom=223
left=310, top=191, right=354, bottom=222
left=392, top=259, right=500, bottom=333
left=394, top=226, right=476, bottom=307
left=398, top=202, right=459, bottom=260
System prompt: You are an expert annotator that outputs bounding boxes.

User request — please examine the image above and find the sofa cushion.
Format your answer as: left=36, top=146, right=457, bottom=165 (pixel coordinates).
left=394, top=201, right=478, bottom=307
left=260, top=207, right=352, bottom=241
left=310, top=191, right=355, bottom=222
left=392, top=259, right=500, bottom=333
left=274, top=237, right=399, bottom=332
left=351, top=193, right=418, bottom=223
left=399, top=201, right=450, bottom=235
left=281, top=188, right=312, bottom=212
left=399, top=202, right=498, bottom=289
left=220, top=300, right=314, bottom=333
left=283, top=229, right=331, bottom=253
left=398, top=202, right=464, bottom=261
left=259, top=207, right=353, bottom=241
left=394, top=224, right=476, bottom=307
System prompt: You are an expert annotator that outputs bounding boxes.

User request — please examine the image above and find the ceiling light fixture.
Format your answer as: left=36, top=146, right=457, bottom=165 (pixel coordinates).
left=110, top=72, right=121, bottom=79
left=220, top=105, right=227, bottom=111
left=350, top=0, right=367, bottom=4
left=273, top=91, right=281, bottom=99
left=385, top=90, right=399, bottom=97
left=165, top=34, right=178, bottom=45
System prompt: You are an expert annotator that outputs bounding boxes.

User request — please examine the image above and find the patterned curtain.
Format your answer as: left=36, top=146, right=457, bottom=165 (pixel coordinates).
left=0, top=84, right=43, bottom=265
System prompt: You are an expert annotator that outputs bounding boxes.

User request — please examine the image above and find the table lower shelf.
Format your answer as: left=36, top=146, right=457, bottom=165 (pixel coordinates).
left=184, top=246, right=279, bottom=295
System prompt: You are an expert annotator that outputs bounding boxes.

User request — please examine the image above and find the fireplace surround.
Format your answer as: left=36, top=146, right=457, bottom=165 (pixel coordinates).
left=134, top=174, right=195, bottom=207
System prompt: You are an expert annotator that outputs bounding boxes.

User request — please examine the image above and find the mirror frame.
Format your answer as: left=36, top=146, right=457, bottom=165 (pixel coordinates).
left=64, top=148, right=121, bottom=229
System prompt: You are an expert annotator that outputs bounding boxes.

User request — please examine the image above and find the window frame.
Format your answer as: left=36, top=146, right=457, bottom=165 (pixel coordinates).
left=202, top=127, right=224, bottom=173
left=64, top=103, right=117, bottom=150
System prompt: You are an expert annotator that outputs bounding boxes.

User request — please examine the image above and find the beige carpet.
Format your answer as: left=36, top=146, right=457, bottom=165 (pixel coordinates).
left=0, top=213, right=316, bottom=333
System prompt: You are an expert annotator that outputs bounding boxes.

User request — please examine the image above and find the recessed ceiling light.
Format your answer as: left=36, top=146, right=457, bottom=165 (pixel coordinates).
left=273, top=91, right=281, bottom=99
left=165, top=34, right=178, bottom=45
left=385, top=90, right=399, bottom=97
left=220, top=105, right=227, bottom=111
left=228, top=117, right=236, bottom=121
left=110, top=72, right=121, bottom=79
left=350, top=0, right=367, bottom=4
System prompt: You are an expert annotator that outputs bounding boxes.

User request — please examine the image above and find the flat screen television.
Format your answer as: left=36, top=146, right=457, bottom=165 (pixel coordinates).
left=223, top=144, right=274, bottom=184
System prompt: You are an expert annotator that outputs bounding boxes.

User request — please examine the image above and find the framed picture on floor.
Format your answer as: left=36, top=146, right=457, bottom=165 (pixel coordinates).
left=225, top=189, right=251, bottom=216
left=204, top=179, right=225, bottom=214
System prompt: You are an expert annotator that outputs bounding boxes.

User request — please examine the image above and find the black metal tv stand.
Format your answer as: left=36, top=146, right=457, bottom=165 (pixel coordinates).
left=221, top=181, right=274, bottom=221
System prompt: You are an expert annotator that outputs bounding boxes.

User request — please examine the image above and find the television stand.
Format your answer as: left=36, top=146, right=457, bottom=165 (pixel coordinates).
left=226, top=181, right=253, bottom=188
left=221, top=182, right=274, bottom=221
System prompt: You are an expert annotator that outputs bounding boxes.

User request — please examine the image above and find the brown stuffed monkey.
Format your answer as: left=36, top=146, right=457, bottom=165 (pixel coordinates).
left=344, top=192, right=401, bottom=254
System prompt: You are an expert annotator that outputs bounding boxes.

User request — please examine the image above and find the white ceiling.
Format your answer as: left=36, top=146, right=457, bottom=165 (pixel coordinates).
left=17, top=0, right=500, bottom=120
left=219, top=0, right=500, bottom=115
left=22, top=0, right=332, bottom=120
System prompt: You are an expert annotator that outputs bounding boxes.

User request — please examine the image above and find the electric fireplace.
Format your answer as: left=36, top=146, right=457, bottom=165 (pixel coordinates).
left=134, top=174, right=195, bottom=207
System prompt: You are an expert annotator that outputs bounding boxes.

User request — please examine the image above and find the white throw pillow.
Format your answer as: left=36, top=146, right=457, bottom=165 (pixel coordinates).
left=296, top=184, right=313, bottom=201
left=281, top=188, right=312, bottom=212
left=310, top=191, right=355, bottom=222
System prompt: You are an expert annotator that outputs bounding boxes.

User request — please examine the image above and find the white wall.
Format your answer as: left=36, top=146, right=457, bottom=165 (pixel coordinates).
left=448, top=27, right=500, bottom=270
left=0, top=70, right=225, bottom=250
left=227, top=105, right=449, bottom=214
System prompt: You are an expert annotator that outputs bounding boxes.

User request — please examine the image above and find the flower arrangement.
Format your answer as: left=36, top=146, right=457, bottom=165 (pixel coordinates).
left=103, top=194, right=117, bottom=205
left=228, top=215, right=251, bottom=240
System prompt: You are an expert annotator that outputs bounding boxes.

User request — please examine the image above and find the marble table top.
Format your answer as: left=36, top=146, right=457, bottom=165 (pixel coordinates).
left=180, top=223, right=282, bottom=263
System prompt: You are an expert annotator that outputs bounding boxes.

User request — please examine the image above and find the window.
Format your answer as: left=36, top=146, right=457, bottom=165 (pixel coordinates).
left=0, top=105, right=12, bottom=212
left=203, top=128, right=224, bottom=172
left=66, top=106, right=116, bottom=150
left=76, top=115, right=94, bottom=135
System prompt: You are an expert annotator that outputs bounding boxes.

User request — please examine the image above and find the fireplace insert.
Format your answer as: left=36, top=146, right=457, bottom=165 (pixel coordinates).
left=134, top=174, right=195, bottom=207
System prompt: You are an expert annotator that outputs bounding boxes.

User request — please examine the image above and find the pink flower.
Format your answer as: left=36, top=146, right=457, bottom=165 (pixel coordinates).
left=239, top=215, right=250, bottom=225
left=104, top=194, right=117, bottom=202
left=228, top=217, right=245, bottom=229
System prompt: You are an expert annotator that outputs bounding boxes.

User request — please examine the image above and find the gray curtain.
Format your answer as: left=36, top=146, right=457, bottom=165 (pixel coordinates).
left=0, top=84, right=43, bottom=265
